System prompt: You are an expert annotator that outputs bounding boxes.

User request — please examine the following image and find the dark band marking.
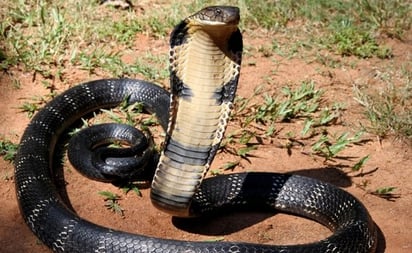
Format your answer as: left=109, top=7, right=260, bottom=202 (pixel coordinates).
left=170, top=21, right=190, bottom=47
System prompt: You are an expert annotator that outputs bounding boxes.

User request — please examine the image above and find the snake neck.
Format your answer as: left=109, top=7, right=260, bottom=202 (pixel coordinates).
left=150, top=22, right=242, bottom=217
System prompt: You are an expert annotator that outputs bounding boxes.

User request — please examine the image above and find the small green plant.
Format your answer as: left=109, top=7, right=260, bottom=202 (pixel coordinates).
left=18, top=102, right=39, bottom=118
left=242, top=81, right=324, bottom=126
left=0, top=139, right=18, bottom=162
left=374, top=186, right=396, bottom=195
left=353, top=79, right=412, bottom=142
left=18, top=96, right=49, bottom=118
left=221, top=130, right=258, bottom=163
left=352, top=155, right=370, bottom=172
left=357, top=180, right=399, bottom=200
left=210, top=160, right=241, bottom=176
left=311, top=131, right=364, bottom=161
left=316, top=104, right=343, bottom=126
left=220, top=161, right=240, bottom=171
left=324, top=17, right=393, bottom=58
left=371, top=186, right=399, bottom=201
left=278, top=82, right=322, bottom=121
left=121, top=182, right=142, bottom=197
left=98, top=191, right=125, bottom=217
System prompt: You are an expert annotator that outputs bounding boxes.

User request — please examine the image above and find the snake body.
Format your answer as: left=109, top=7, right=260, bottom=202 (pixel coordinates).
left=14, top=6, right=377, bottom=253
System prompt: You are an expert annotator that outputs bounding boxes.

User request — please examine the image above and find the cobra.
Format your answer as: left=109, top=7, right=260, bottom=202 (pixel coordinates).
left=14, top=6, right=377, bottom=253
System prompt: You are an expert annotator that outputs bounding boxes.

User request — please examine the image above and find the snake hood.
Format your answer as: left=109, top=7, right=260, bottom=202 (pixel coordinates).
left=151, top=6, right=243, bottom=216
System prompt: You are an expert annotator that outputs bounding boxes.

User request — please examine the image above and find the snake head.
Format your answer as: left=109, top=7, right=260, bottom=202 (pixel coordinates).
left=189, top=6, right=240, bottom=26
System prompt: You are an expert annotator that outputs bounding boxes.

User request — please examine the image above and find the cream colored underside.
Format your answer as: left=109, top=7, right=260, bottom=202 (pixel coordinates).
left=151, top=25, right=240, bottom=215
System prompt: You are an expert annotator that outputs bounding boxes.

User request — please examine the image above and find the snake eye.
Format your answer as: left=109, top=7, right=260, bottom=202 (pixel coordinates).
left=214, top=8, right=222, bottom=16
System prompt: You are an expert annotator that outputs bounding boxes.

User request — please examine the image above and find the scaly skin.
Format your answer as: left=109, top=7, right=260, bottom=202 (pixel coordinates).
left=150, top=6, right=242, bottom=216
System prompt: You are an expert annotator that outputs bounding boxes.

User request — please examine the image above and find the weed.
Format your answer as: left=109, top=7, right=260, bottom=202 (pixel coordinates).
left=357, top=180, right=400, bottom=200
left=0, top=139, right=18, bottom=162
left=371, top=186, right=400, bottom=201
left=241, top=81, right=324, bottom=127
left=98, top=191, right=125, bottom=217
left=324, top=17, right=393, bottom=58
left=278, top=81, right=323, bottom=121
left=220, top=161, right=240, bottom=171
left=121, top=183, right=142, bottom=197
left=373, top=186, right=396, bottom=195
left=353, top=77, right=412, bottom=142
left=221, top=129, right=258, bottom=161
left=352, top=155, right=370, bottom=172
left=311, top=131, right=364, bottom=161
left=237, top=145, right=257, bottom=159
left=18, top=102, right=39, bottom=118
left=224, top=80, right=350, bottom=165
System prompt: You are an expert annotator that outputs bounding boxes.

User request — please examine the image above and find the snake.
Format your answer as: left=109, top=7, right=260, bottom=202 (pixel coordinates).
left=14, top=5, right=377, bottom=253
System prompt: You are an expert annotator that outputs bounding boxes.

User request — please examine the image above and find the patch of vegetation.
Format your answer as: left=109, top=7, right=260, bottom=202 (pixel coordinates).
left=311, top=130, right=364, bottom=162
left=242, top=0, right=298, bottom=29
left=121, top=182, right=142, bottom=197
left=357, top=180, right=400, bottom=201
left=17, top=96, right=50, bottom=118
left=98, top=191, right=125, bottom=217
left=242, top=0, right=410, bottom=58
left=233, top=81, right=325, bottom=131
left=100, top=96, right=159, bottom=130
left=324, top=17, right=393, bottom=58
left=0, top=1, right=173, bottom=79
left=354, top=68, right=412, bottom=143
left=352, top=154, right=370, bottom=172
left=0, top=138, right=18, bottom=162
left=1, top=0, right=409, bottom=79
left=221, top=80, right=365, bottom=169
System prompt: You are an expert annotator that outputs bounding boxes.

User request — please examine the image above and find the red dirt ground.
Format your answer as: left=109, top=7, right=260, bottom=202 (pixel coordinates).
left=0, top=15, right=411, bottom=253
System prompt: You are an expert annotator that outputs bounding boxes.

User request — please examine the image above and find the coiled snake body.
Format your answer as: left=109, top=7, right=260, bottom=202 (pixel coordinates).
left=15, top=6, right=377, bottom=253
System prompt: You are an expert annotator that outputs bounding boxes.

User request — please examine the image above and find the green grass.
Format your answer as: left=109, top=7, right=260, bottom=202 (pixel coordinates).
left=324, top=17, right=393, bottom=59
left=353, top=65, right=412, bottom=142
left=1, top=1, right=179, bottom=79
left=1, top=0, right=410, bottom=78
left=0, top=138, right=18, bottom=162
left=227, top=80, right=365, bottom=162
left=310, top=131, right=365, bottom=161
left=98, top=191, right=125, bottom=217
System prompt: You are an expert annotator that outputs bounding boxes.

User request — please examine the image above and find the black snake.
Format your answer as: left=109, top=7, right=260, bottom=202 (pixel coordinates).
left=14, top=6, right=377, bottom=253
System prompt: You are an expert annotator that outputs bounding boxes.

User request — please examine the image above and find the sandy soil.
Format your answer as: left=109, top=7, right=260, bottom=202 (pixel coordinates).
left=0, top=15, right=411, bottom=253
